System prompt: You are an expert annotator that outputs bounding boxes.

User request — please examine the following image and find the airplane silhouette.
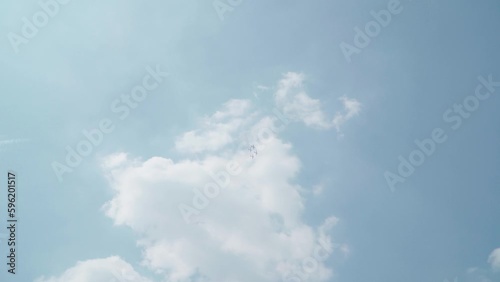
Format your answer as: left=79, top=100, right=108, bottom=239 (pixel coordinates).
left=249, top=145, right=258, bottom=159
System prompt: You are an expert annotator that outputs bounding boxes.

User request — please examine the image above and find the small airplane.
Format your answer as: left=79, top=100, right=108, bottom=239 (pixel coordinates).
left=249, top=145, right=258, bottom=159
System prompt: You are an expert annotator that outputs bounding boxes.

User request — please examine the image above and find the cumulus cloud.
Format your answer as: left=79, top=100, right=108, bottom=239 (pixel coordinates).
left=273, top=72, right=361, bottom=132
left=99, top=91, right=347, bottom=281
left=35, top=256, right=151, bottom=282
left=100, top=133, right=336, bottom=281
left=44, top=72, right=354, bottom=282
left=175, top=99, right=254, bottom=154
left=488, top=248, right=500, bottom=271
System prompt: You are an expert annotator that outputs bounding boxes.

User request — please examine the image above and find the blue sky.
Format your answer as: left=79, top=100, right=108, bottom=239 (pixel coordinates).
left=0, top=0, right=499, bottom=281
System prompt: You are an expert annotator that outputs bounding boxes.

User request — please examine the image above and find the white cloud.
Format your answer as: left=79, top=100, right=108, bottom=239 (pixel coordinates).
left=35, top=256, right=151, bottom=282
left=312, top=184, right=325, bottom=196
left=274, top=72, right=361, bottom=132
left=488, top=248, right=500, bottom=271
left=312, top=178, right=332, bottom=196
left=102, top=152, right=129, bottom=169
left=212, top=99, right=252, bottom=121
left=175, top=99, right=254, bottom=154
left=44, top=73, right=349, bottom=282
left=332, top=96, right=361, bottom=133
left=97, top=93, right=344, bottom=281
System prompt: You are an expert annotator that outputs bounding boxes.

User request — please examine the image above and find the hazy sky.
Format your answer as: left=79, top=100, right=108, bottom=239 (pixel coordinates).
left=0, top=0, right=499, bottom=281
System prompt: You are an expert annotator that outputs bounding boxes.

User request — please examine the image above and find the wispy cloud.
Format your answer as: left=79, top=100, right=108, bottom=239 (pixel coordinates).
left=35, top=256, right=151, bottom=282
left=488, top=248, right=500, bottom=272
left=332, top=96, right=362, bottom=133
left=38, top=72, right=354, bottom=282
left=273, top=72, right=361, bottom=133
